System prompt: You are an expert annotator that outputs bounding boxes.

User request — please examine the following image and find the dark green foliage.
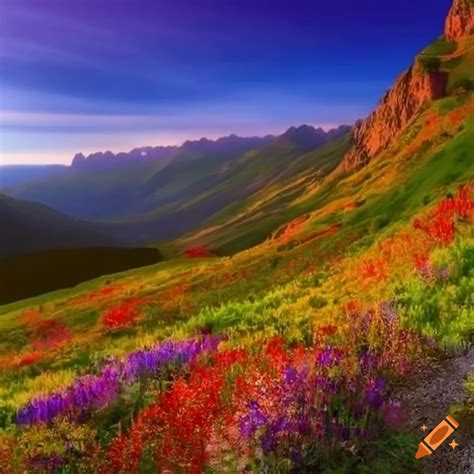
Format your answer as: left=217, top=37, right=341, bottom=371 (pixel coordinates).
left=309, top=296, right=328, bottom=309
left=371, top=215, right=391, bottom=232
left=419, top=56, right=441, bottom=73
left=450, top=77, right=474, bottom=93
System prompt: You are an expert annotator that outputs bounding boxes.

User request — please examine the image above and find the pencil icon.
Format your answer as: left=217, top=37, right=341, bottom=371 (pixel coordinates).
left=415, top=415, right=459, bottom=459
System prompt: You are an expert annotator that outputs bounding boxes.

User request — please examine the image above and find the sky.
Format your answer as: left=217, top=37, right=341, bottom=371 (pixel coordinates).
left=0, top=0, right=452, bottom=165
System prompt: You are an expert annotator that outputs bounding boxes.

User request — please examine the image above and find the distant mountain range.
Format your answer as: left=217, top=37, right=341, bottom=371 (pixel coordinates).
left=2, top=125, right=351, bottom=251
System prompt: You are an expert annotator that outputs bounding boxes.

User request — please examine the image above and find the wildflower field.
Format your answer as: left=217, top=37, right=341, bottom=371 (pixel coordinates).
left=0, top=163, right=472, bottom=472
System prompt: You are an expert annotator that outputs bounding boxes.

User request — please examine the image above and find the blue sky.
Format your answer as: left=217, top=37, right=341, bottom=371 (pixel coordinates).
left=0, top=0, right=451, bottom=164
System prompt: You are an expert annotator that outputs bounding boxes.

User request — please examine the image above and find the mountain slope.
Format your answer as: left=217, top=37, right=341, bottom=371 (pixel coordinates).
left=7, top=155, right=174, bottom=220
left=7, top=135, right=275, bottom=221
left=175, top=131, right=352, bottom=254
left=106, top=126, right=350, bottom=247
left=5, top=127, right=349, bottom=248
left=0, top=165, right=66, bottom=189
left=0, top=194, right=119, bottom=257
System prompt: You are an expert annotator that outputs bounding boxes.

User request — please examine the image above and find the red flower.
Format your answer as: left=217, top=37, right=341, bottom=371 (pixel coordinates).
left=31, top=319, right=71, bottom=350
left=412, top=218, right=424, bottom=230
left=101, top=300, right=140, bottom=330
left=184, top=247, right=214, bottom=258
left=18, top=351, right=44, bottom=367
left=455, top=185, right=473, bottom=219
left=426, top=217, right=455, bottom=245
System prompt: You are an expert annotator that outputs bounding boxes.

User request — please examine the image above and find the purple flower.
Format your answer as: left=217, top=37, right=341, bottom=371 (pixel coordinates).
left=317, top=346, right=342, bottom=368
left=28, top=453, right=64, bottom=472
left=289, top=448, right=303, bottom=463
left=359, top=350, right=378, bottom=371
left=314, top=376, right=339, bottom=393
left=365, top=377, right=386, bottom=409
left=239, top=400, right=268, bottom=438
left=15, top=335, right=222, bottom=426
left=379, top=301, right=398, bottom=324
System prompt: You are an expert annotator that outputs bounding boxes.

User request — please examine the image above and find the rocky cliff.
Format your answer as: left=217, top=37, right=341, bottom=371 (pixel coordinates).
left=337, top=68, right=448, bottom=171
left=333, top=0, right=471, bottom=174
left=445, top=0, right=474, bottom=41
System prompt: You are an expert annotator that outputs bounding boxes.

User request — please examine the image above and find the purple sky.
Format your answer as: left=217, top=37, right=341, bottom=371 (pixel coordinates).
left=0, top=0, right=451, bottom=164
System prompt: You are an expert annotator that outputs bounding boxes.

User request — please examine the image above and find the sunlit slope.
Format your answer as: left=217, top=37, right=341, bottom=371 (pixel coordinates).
left=110, top=128, right=350, bottom=245
left=0, top=98, right=471, bottom=401
left=178, top=104, right=473, bottom=255
left=175, top=133, right=352, bottom=254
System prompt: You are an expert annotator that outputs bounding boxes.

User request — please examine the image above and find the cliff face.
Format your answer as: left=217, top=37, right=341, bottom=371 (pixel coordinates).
left=334, top=0, right=470, bottom=174
left=339, top=68, right=448, bottom=171
left=445, top=0, right=474, bottom=41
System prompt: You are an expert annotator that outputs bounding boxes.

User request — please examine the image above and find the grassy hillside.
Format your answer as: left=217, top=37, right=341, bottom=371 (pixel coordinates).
left=112, top=130, right=351, bottom=248
left=175, top=132, right=352, bottom=254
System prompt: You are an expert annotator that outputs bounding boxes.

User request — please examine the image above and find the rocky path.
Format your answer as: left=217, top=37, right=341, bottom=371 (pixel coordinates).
left=393, top=347, right=474, bottom=474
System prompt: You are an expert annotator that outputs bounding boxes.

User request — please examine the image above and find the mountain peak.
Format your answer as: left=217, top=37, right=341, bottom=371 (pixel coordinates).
left=445, top=0, right=474, bottom=41
left=282, top=124, right=324, bottom=139
left=280, top=124, right=349, bottom=152
left=72, top=153, right=86, bottom=166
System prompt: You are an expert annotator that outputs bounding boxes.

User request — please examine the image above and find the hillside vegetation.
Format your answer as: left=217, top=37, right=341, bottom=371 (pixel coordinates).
left=6, top=127, right=349, bottom=246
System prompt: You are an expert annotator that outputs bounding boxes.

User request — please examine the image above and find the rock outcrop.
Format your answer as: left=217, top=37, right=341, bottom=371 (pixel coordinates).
left=335, top=67, right=449, bottom=172
left=333, top=0, right=468, bottom=174
left=445, top=0, right=474, bottom=41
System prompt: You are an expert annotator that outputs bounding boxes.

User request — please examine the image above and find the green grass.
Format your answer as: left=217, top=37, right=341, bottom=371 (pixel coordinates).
left=420, top=36, right=457, bottom=57
left=344, top=115, right=474, bottom=230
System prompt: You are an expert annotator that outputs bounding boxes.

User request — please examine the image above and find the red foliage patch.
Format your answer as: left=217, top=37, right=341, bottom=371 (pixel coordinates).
left=18, top=351, right=44, bottom=367
left=31, top=319, right=71, bottom=351
left=184, top=246, right=214, bottom=258
left=101, top=299, right=140, bottom=330
left=413, top=185, right=473, bottom=245
left=359, top=256, right=389, bottom=283
left=279, top=217, right=307, bottom=243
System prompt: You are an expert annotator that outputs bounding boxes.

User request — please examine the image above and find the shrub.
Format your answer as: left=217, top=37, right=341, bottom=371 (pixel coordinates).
left=418, top=56, right=441, bottom=73
left=451, top=78, right=474, bottom=94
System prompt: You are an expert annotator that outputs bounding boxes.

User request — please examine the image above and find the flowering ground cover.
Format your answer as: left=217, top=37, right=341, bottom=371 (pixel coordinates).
left=0, top=178, right=471, bottom=472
